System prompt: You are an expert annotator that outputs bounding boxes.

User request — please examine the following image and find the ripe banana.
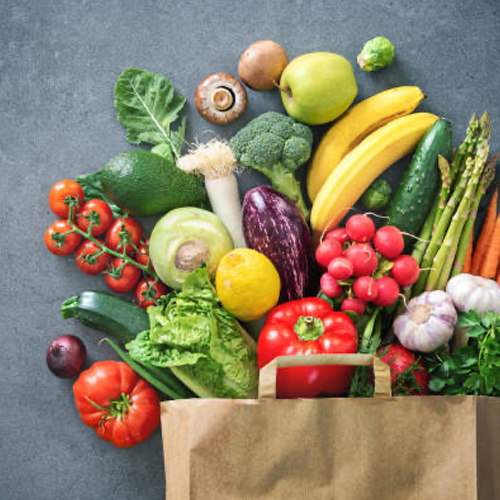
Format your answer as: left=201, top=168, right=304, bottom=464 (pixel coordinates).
left=311, top=112, right=438, bottom=243
left=307, top=86, right=425, bottom=202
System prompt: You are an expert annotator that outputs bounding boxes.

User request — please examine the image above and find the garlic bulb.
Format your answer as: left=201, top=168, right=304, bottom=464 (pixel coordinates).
left=446, top=274, right=500, bottom=316
left=393, top=291, right=457, bottom=353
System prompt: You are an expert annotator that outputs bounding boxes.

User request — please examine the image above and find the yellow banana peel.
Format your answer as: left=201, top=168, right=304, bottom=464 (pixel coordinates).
left=311, top=112, right=438, bottom=243
left=307, top=86, right=425, bottom=201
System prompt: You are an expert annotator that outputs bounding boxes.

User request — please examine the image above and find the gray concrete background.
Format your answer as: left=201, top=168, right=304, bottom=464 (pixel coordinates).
left=1, top=0, right=499, bottom=499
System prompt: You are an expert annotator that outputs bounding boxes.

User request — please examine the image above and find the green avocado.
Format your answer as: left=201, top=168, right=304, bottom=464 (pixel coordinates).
left=99, top=150, right=207, bottom=216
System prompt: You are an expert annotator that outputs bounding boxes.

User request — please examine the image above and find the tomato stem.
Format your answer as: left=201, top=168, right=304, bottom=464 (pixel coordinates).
left=85, top=393, right=132, bottom=421
left=65, top=201, right=158, bottom=280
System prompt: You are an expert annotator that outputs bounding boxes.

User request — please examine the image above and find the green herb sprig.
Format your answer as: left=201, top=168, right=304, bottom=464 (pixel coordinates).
left=428, top=310, right=500, bottom=396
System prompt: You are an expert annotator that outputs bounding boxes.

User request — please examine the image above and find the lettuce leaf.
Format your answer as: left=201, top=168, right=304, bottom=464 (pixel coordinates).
left=126, top=268, right=258, bottom=399
left=127, top=331, right=207, bottom=367
left=114, top=68, right=186, bottom=157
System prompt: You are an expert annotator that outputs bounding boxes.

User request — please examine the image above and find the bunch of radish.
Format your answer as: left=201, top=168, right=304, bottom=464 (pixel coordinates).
left=316, top=214, right=420, bottom=314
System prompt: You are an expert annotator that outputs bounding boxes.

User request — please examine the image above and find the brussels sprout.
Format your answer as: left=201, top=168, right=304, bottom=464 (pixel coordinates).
left=361, top=179, right=393, bottom=210
left=357, top=37, right=395, bottom=72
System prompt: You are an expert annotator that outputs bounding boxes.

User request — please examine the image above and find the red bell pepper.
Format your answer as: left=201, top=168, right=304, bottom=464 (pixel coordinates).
left=257, top=298, right=358, bottom=399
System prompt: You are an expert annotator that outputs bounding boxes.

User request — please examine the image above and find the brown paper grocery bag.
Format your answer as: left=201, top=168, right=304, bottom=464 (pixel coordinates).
left=161, top=353, right=500, bottom=500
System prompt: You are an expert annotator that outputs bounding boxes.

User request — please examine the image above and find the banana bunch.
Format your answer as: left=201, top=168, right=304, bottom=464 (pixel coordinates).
left=308, top=86, right=436, bottom=241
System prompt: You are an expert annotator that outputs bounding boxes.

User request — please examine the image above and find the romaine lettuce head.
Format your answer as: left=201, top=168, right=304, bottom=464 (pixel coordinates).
left=126, top=267, right=258, bottom=399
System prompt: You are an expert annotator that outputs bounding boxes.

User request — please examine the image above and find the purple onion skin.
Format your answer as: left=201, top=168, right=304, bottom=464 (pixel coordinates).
left=243, top=186, right=313, bottom=302
left=46, top=335, right=86, bottom=378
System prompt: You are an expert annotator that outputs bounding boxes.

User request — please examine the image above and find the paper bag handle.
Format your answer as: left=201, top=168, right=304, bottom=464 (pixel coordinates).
left=258, top=353, right=392, bottom=400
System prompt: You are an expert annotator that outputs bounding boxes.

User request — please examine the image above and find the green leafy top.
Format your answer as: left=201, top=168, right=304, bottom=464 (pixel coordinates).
left=75, top=171, right=124, bottom=217
left=428, top=310, right=500, bottom=396
left=125, top=267, right=258, bottom=399
left=114, top=68, right=186, bottom=157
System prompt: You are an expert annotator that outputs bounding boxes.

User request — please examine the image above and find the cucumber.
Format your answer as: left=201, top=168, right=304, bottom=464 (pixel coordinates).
left=385, top=118, right=452, bottom=239
left=61, top=291, right=149, bottom=344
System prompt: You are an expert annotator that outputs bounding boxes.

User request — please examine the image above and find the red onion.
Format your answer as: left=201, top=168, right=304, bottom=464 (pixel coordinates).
left=46, top=335, right=86, bottom=378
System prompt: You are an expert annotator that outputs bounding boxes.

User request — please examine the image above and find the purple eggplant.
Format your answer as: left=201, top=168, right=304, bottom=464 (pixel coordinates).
left=243, top=186, right=313, bottom=302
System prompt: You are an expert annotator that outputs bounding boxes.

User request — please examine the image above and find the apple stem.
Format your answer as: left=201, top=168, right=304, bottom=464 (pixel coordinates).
left=273, top=80, right=292, bottom=97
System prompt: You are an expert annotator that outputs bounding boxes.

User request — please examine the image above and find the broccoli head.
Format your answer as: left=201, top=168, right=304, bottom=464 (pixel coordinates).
left=230, top=112, right=313, bottom=219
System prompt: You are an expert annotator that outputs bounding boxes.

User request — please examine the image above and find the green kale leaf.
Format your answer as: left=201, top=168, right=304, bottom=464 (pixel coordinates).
left=115, top=68, right=186, bottom=157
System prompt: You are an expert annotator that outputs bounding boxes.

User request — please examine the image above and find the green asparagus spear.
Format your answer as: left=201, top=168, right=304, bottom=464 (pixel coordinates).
left=452, top=157, right=497, bottom=277
left=412, top=157, right=474, bottom=295
left=432, top=155, right=452, bottom=229
left=426, top=112, right=491, bottom=290
left=410, top=114, right=480, bottom=297
left=450, top=113, right=479, bottom=189
left=413, top=112, right=490, bottom=295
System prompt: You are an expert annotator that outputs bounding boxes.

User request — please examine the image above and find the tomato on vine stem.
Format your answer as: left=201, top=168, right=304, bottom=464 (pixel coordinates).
left=105, top=257, right=141, bottom=293
left=106, top=218, right=143, bottom=255
left=75, top=240, right=112, bottom=275
left=49, top=180, right=84, bottom=218
left=77, top=200, right=114, bottom=236
left=135, top=277, right=168, bottom=308
left=45, top=220, right=82, bottom=256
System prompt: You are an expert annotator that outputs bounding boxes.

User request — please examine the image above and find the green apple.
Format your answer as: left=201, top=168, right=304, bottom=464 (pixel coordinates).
left=279, top=52, right=357, bottom=125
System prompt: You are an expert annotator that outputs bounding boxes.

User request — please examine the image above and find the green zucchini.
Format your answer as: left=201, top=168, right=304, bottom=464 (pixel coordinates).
left=61, top=291, right=149, bottom=344
left=385, top=118, right=452, bottom=239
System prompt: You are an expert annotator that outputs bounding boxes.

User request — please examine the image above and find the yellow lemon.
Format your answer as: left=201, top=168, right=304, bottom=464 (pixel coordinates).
left=216, top=249, right=281, bottom=321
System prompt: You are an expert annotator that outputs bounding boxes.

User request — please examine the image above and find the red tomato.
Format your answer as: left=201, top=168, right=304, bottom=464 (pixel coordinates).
left=135, top=277, right=168, bottom=308
left=106, top=217, right=143, bottom=255
left=377, top=344, right=429, bottom=395
left=49, top=180, right=84, bottom=218
left=105, top=257, right=141, bottom=293
left=75, top=240, right=112, bottom=275
left=135, top=238, right=151, bottom=268
left=73, top=361, right=160, bottom=447
left=45, top=220, right=82, bottom=256
left=77, top=199, right=114, bottom=236
left=257, top=298, right=358, bottom=399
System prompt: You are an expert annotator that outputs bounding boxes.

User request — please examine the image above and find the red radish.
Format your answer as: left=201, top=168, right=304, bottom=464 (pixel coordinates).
left=315, top=239, right=343, bottom=268
left=374, top=226, right=404, bottom=259
left=345, top=243, right=378, bottom=276
left=327, top=257, right=353, bottom=280
left=320, top=273, right=343, bottom=298
left=341, top=297, right=366, bottom=315
left=325, top=227, right=350, bottom=245
left=346, top=214, right=375, bottom=243
left=373, top=276, right=400, bottom=306
left=377, top=344, right=429, bottom=395
left=353, top=276, right=378, bottom=301
left=392, top=255, right=420, bottom=286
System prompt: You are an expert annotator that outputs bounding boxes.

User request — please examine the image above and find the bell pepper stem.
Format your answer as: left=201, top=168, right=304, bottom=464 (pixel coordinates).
left=294, top=316, right=325, bottom=341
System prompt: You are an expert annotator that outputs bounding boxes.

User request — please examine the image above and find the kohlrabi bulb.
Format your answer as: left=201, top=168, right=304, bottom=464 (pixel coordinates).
left=357, top=37, right=395, bottom=72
